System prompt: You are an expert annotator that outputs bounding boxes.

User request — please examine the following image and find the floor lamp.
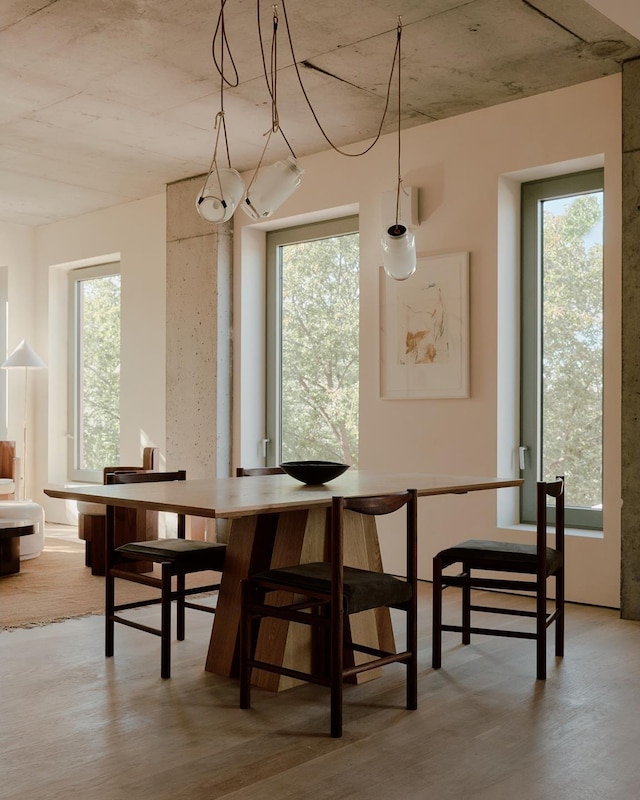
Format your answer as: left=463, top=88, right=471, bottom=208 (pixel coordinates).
left=2, top=339, right=46, bottom=501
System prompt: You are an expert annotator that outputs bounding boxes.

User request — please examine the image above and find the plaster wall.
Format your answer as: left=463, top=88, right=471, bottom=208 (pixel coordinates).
left=33, top=194, right=167, bottom=521
left=233, top=75, right=622, bottom=607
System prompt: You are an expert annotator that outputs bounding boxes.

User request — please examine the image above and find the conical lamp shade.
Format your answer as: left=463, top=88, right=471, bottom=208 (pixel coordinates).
left=2, top=339, right=46, bottom=369
left=381, top=223, right=416, bottom=281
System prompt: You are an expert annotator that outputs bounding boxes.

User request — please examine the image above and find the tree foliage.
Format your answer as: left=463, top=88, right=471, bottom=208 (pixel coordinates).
left=542, top=193, right=602, bottom=508
left=79, top=274, right=121, bottom=470
left=280, top=233, right=359, bottom=465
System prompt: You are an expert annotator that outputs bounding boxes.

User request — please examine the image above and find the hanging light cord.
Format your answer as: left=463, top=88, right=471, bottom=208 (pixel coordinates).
left=206, top=0, right=405, bottom=197
left=393, top=18, right=403, bottom=233
left=279, top=1, right=402, bottom=158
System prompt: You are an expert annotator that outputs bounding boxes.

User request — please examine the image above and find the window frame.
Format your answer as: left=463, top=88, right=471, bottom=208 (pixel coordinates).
left=265, top=215, right=359, bottom=466
left=67, top=261, right=121, bottom=483
left=520, top=168, right=604, bottom=530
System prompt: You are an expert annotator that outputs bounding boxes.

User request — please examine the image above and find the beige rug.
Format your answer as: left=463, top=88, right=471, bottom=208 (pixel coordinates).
left=0, top=537, right=204, bottom=630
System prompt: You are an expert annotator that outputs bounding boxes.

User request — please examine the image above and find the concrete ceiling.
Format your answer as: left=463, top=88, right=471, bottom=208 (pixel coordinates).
left=1, top=0, right=639, bottom=227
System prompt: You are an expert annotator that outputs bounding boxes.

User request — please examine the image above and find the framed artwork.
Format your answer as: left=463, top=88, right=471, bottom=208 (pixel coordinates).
left=380, top=251, right=470, bottom=399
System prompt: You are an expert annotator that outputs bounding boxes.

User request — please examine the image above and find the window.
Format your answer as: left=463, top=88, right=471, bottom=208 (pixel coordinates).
left=520, top=170, right=603, bottom=529
left=68, top=263, right=121, bottom=482
left=266, top=217, right=359, bottom=466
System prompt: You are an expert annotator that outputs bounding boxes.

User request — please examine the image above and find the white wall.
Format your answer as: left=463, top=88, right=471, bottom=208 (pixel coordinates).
left=2, top=75, right=621, bottom=606
left=233, top=75, right=622, bottom=607
left=34, top=194, right=167, bottom=521
left=0, top=222, right=39, bottom=496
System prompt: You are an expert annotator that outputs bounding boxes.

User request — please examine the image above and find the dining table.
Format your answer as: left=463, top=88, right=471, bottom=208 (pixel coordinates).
left=45, top=471, right=522, bottom=690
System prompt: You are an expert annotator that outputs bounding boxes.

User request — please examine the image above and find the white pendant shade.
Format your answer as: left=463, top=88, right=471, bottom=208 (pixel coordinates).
left=2, top=339, right=46, bottom=369
left=243, top=156, right=304, bottom=220
left=381, top=223, right=417, bottom=281
left=196, top=167, right=245, bottom=223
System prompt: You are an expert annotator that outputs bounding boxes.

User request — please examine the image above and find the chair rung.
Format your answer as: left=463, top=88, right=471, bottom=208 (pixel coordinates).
left=469, top=604, right=538, bottom=618
left=248, top=658, right=330, bottom=688
left=444, top=576, right=537, bottom=592
left=246, top=603, right=331, bottom=628
left=343, top=650, right=411, bottom=678
left=111, top=614, right=161, bottom=637
left=184, top=600, right=216, bottom=614
left=441, top=623, right=537, bottom=640
left=114, top=597, right=161, bottom=612
left=110, top=568, right=160, bottom=588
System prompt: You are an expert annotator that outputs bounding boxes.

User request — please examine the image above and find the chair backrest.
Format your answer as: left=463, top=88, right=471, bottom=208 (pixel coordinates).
left=108, top=469, right=186, bottom=485
left=331, top=490, right=418, bottom=601
left=537, top=477, right=565, bottom=566
left=103, top=446, right=160, bottom=483
left=236, top=466, right=285, bottom=477
left=106, top=470, right=187, bottom=538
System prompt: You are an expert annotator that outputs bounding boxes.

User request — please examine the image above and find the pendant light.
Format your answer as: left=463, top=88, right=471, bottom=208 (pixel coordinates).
left=196, top=1, right=246, bottom=224
left=381, top=19, right=416, bottom=281
left=196, top=113, right=245, bottom=223
left=242, top=5, right=303, bottom=220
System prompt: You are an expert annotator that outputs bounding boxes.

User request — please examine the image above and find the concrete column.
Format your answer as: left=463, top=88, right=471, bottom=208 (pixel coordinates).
left=165, top=176, right=232, bottom=487
left=621, top=58, right=640, bottom=617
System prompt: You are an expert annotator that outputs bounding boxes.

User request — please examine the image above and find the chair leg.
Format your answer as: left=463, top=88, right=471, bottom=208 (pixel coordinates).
left=176, top=573, right=186, bottom=642
left=536, top=575, right=547, bottom=681
left=239, top=580, right=252, bottom=710
left=432, top=556, right=443, bottom=669
left=161, top=563, right=172, bottom=679
left=407, top=596, right=418, bottom=710
left=330, top=604, right=344, bottom=738
left=462, top=564, right=471, bottom=645
left=105, top=570, right=115, bottom=658
left=555, top=569, right=565, bottom=658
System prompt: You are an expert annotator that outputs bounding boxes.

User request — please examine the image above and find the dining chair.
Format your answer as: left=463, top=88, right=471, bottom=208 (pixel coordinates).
left=105, top=469, right=227, bottom=678
left=240, top=489, right=418, bottom=738
left=432, top=478, right=565, bottom=680
left=77, top=446, right=160, bottom=575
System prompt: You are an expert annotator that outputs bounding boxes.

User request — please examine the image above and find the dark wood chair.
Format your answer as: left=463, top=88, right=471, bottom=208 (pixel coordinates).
left=432, top=478, right=565, bottom=680
left=235, top=466, right=285, bottom=476
left=77, top=446, right=160, bottom=575
left=105, top=469, right=226, bottom=679
left=240, top=489, right=418, bottom=738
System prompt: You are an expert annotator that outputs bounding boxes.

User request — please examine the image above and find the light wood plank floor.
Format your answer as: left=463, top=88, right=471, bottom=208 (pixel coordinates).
left=1, top=583, right=639, bottom=800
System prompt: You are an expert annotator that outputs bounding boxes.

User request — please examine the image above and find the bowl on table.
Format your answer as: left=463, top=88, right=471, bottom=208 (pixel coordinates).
left=280, top=461, right=349, bottom=485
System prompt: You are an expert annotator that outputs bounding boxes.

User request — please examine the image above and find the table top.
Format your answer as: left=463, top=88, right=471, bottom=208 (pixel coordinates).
left=44, top=471, right=523, bottom=519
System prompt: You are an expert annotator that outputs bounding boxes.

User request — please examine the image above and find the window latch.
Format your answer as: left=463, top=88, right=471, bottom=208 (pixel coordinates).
left=519, top=446, right=528, bottom=471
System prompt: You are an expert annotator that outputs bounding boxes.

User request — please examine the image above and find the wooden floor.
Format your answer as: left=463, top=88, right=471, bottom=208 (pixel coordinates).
left=1, top=582, right=639, bottom=799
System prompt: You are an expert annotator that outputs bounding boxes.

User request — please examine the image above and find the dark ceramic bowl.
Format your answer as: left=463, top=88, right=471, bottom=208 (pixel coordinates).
left=280, top=460, right=349, bottom=485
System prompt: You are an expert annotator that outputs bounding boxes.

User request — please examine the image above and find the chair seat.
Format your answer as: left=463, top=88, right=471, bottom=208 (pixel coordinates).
left=117, top=538, right=226, bottom=570
left=438, top=539, right=563, bottom=575
left=253, top=561, right=412, bottom=615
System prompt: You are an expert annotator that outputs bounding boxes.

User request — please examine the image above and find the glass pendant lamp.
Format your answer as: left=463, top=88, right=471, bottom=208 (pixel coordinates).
left=242, top=156, right=304, bottom=220
left=382, top=223, right=416, bottom=280
left=196, top=166, right=245, bottom=223
left=381, top=20, right=416, bottom=281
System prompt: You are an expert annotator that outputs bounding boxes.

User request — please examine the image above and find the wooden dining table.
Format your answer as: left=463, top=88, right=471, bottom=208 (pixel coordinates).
left=45, top=471, right=522, bottom=690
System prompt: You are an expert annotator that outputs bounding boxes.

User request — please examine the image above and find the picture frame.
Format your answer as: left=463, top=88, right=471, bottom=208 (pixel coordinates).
left=380, top=251, right=470, bottom=399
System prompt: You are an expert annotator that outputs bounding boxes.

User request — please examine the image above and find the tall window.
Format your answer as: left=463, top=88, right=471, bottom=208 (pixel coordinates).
left=521, top=170, right=603, bottom=529
left=266, top=217, right=359, bottom=466
left=69, top=263, right=121, bottom=482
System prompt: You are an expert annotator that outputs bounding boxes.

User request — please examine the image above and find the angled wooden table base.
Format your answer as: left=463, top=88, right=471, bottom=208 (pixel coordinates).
left=205, top=506, right=392, bottom=691
left=45, top=472, right=522, bottom=691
